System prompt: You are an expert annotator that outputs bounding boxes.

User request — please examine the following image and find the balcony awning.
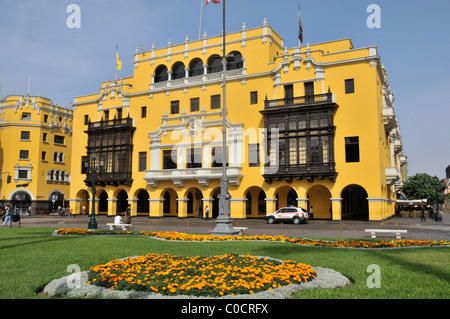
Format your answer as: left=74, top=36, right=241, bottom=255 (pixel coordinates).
left=396, top=199, right=427, bottom=206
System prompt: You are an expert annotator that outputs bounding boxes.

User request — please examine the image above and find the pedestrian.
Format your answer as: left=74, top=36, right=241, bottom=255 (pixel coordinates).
left=420, top=205, right=426, bottom=221
left=125, top=204, right=132, bottom=224
left=309, top=206, right=314, bottom=220
left=205, top=205, right=210, bottom=220
left=2, top=206, right=13, bottom=227
left=81, top=205, right=86, bottom=215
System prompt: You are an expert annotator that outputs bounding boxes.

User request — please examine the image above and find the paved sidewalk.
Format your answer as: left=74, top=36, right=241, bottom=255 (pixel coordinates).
left=8, top=213, right=450, bottom=241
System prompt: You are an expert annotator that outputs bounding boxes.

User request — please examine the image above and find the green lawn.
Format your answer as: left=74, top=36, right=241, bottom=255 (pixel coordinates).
left=0, top=227, right=448, bottom=299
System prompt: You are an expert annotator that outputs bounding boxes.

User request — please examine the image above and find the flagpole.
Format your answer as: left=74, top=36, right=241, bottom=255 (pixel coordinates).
left=210, top=0, right=239, bottom=236
left=199, top=0, right=204, bottom=39
left=116, top=45, right=118, bottom=82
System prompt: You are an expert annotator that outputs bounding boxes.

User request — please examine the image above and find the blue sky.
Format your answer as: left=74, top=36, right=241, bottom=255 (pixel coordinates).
left=0, top=0, right=449, bottom=179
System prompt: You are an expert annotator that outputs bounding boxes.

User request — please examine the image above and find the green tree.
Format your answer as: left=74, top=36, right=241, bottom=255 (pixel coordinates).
left=402, top=173, right=446, bottom=204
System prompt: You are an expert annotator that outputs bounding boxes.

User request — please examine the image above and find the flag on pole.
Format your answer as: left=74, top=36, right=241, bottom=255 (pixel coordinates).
left=116, top=45, right=122, bottom=71
left=206, top=0, right=220, bottom=5
left=298, top=5, right=304, bottom=44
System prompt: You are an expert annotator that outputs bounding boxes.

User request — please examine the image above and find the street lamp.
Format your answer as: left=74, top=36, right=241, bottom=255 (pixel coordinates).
left=209, top=0, right=239, bottom=236
left=83, top=149, right=105, bottom=229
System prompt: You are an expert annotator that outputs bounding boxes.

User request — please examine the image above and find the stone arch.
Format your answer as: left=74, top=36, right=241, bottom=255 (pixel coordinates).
left=227, top=50, right=243, bottom=70
left=134, top=189, right=150, bottom=215
left=307, top=185, right=332, bottom=219
left=154, top=64, right=168, bottom=82
left=97, top=190, right=108, bottom=213
left=161, top=188, right=178, bottom=216
left=75, top=189, right=90, bottom=215
left=171, top=61, right=185, bottom=80
left=244, top=186, right=267, bottom=217
left=184, top=187, right=203, bottom=217
left=341, top=184, right=369, bottom=221
left=189, top=58, right=204, bottom=77
left=274, top=186, right=298, bottom=210
left=207, top=54, right=222, bottom=74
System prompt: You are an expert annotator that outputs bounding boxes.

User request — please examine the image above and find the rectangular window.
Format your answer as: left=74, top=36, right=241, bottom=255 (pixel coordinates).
left=211, top=146, right=228, bottom=167
left=43, top=132, right=47, bottom=142
left=44, top=114, right=49, bottom=123
left=104, top=110, right=109, bottom=121
left=190, top=98, right=200, bottom=112
left=345, top=136, right=360, bottom=162
left=20, top=131, right=30, bottom=140
left=345, top=79, right=355, bottom=94
left=81, top=156, right=87, bottom=174
left=84, top=115, right=89, bottom=125
left=211, top=95, right=221, bottom=109
left=171, top=101, right=180, bottom=114
left=163, top=149, right=177, bottom=169
left=186, top=148, right=202, bottom=168
left=139, top=152, right=147, bottom=171
left=41, top=151, right=46, bottom=161
left=322, top=136, right=330, bottom=163
left=141, top=106, right=147, bottom=118
left=304, top=81, right=314, bottom=98
left=18, top=170, right=28, bottom=179
left=299, top=138, right=307, bottom=164
left=311, top=137, right=320, bottom=163
left=250, top=91, right=258, bottom=105
left=117, top=108, right=123, bottom=119
left=284, top=84, right=294, bottom=103
left=289, top=139, right=298, bottom=165
left=22, top=112, right=31, bottom=121
left=248, top=143, right=260, bottom=167
left=19, top=150, right=29, bottom=160
left=54, top=135, right=65, bottom=144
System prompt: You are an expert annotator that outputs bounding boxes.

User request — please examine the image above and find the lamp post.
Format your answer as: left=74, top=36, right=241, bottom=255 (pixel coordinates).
left=83, top=149, right=104, bottom=229
left=210, top=0, right=239, bottom=236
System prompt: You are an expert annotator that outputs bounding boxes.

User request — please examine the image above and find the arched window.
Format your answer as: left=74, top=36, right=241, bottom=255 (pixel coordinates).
left=55, top=170, right=60, bottom=181
left=50, top=170, right=54, bottom=180
left=207, top=54, right=222, bottom=74
left=154, top=65, right=168, bottom=83
left=227, top=51, right=243, bottom=70
left=189, top=58, right=204, bottom=77
left=53, top=152, right=58, bottom=162
left=58, top=153, right=64, bottom=163
left=172, top=62, right=185, bottom=80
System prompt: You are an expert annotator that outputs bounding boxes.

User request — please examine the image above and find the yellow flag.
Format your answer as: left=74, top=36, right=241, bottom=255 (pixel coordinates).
left=116, top=48, right=122, bottom=71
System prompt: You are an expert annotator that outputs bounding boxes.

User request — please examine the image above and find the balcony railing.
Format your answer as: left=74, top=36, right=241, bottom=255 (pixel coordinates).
left=264, top=162, right=337, bottom=182
left=87, top=117, right=134, bottom=130
left=264, top=92, right=334, bottom=109
left=144, top=167, right=243, bottom=187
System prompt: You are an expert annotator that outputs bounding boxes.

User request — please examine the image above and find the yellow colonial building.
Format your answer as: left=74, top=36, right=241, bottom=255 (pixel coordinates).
left=70, top=20, right=406, bottom=221
left=0, top=94, right=73, bottom=215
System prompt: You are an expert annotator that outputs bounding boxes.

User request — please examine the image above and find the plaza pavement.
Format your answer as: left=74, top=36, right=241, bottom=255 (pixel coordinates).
left=8, top=212, right=450, bottom=241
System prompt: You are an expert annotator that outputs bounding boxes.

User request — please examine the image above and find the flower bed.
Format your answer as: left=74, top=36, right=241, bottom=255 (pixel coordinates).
left=56, top=228, right=450, bottom=249
left=88, top=253, right=317, bottom=297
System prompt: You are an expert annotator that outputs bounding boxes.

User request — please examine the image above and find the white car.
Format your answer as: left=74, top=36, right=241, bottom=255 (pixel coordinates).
left=265, top=207, right=309, bottom=224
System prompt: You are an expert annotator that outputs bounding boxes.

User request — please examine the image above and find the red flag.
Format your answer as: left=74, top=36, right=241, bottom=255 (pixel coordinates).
left=206, top=0, right=220, bottom=5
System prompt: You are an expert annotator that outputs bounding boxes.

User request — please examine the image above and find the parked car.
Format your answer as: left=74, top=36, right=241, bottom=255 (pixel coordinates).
left=265, top=207, right=309, bottom=224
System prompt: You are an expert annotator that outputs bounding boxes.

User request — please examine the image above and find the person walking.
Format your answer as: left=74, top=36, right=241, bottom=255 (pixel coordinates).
left=309, top=206, right=314, bottom=220
left=2, top=206, right=13, bottom=227
left=204, top=205, right=210, bottom=220
left=125, top=204, right=132, bottom=224
left=420, top=205, right=426, bottom=222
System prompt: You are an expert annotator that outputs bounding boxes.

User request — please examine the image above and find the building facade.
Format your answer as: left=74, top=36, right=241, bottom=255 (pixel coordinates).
left=70, top=20, right=406, bottom=221
left=0, top=95, right=73, bottom=215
